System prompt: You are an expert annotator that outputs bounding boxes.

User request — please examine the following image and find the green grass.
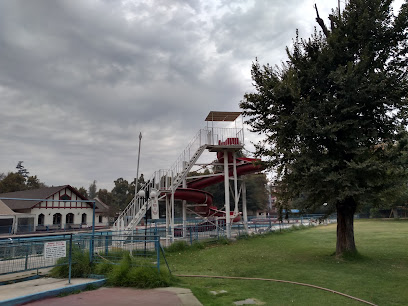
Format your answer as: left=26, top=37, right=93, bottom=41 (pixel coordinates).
left=166, top=220, right=408, bottom=305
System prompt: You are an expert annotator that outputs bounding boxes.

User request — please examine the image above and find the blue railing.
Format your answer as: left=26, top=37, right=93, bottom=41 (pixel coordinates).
left=0, top=232, right=165, bottom=280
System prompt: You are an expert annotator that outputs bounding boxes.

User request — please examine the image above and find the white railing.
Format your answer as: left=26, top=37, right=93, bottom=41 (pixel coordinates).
left=113, top=126, right=244, bottom=232
left=169, top=127, right=243, bottom=178
left=113, top=177, right=155, bottom=231
left=205, top=127, right=244, bottom=146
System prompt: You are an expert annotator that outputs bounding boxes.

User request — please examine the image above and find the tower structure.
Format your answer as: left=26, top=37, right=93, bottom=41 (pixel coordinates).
left=114, top=111, right=263, bottom=241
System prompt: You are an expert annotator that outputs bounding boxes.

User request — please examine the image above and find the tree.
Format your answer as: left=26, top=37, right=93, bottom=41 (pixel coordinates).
left=26, top=175, right=45, bottom=190
left=243, top=173, right=269, bottom=213
left=240, top=0, right=408, bottom=256
left=111, top=178, right=130, bottom=211
left=0, top=172, right=27, bottom=193
left=76, top=187, right=88, bottom=198
left=88, top=180, right=97, bottom=199
left=16, top=161, right=29, bottom=178
left=368, top=140, right=408, bottom=218
left=97, top=188, right=115, bottom=217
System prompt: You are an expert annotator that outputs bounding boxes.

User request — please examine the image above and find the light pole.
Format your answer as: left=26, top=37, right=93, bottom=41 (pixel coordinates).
left=135, top=132, right=142, bottom=196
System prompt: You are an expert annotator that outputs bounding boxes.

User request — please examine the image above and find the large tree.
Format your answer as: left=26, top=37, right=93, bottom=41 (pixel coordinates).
left=240, top=0, right=408, bottom=256
left=88, top=180, right=97, bottom=199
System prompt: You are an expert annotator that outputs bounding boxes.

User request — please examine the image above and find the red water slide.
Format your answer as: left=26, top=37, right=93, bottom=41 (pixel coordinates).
left=172, top=151, right=264, bottom=218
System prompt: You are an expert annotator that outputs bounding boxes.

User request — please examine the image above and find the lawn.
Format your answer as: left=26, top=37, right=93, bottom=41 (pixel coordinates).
left=165, top=220, right=408, bottom=305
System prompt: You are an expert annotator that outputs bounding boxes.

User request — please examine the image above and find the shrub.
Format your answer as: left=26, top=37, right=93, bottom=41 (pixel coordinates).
left=191, top=241, right=205, bottom=250
left=125, top=267, right=173, bottom=288
left=49, top=246, right=91, bottom=278
left=94, top=260, right=114, bottom=276
left=164, top=240, right=189, bottom=253
left=105, top=253, right=174, bottom=288
left=216, top=237, right=230, bottom=245
left=106, top=253, right=132, bottom=286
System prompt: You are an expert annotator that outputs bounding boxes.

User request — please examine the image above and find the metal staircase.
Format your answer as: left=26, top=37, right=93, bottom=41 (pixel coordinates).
left=113, top=130, right=209, bottom=233
left=113, top=181, right=153, bottom=233
left=113, top=126, right=244, bottom=234
left=170, top=144, right=207, bottom=191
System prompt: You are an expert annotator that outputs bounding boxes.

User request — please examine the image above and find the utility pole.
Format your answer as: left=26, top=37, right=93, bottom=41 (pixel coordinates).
left=338, top=0, right=341, bottom=16
left=135, top=132, right=142, bottom=196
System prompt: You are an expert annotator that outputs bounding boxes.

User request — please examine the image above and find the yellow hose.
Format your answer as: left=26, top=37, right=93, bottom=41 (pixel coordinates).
left=175, top=274, right=377, bottom=306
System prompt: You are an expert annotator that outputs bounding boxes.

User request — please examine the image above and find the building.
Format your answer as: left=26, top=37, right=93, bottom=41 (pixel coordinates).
left=0, top=185, right=109, bottom=234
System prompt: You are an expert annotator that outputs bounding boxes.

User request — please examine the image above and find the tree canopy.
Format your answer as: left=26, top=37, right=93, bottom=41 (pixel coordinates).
left=240, top=0, right=408, bottom=256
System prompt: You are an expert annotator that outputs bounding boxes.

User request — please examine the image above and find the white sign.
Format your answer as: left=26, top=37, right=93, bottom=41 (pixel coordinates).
left=44, top=241, right=66, bottom=259
left=151, top=197, right=159, bottom=220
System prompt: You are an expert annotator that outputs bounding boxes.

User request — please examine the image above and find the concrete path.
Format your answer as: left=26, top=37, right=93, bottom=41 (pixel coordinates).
left=0, top=276, right=202, bottom=306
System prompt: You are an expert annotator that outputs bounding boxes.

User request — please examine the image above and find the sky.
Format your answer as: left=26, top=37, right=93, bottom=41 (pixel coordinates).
left=0, top=0, right=404, bottom=191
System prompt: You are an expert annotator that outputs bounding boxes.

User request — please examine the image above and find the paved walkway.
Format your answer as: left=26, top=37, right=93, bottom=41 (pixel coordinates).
left=0, top=276, right=202, bottom=306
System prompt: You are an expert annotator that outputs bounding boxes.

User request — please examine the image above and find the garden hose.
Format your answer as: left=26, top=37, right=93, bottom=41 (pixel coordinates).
left=175, top=274, right=377, bottom=306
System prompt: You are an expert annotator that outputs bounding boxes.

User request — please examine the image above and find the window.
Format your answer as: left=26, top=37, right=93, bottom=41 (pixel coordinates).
left=38, top=214, right=45, bottom=225
left=60, top=194, right=71, bottom=201
left=53, top=213, right=62, bottom=225
left=38, top=214, right=45, bottom=226
left=99, top=215, right=103, bottom=223
left=66, top=213, right=74, bottom=224
left=81, top=213, right=87, bottom=224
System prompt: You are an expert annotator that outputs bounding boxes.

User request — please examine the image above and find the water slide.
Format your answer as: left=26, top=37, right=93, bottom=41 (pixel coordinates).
left=172, top=152, right=264, bottom=220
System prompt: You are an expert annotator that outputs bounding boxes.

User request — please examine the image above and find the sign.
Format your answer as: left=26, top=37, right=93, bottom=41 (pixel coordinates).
left=44, top=241, right=66, bottom=259
left=151, top=197, right=159, bottom=220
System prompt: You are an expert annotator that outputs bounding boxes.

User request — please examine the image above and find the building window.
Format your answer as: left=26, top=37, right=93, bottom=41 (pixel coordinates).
left=66, top=213, right=74, bottom=224
left=38, top=214, right=45, bottom=226
left=99, top=215, right=103, bottom=223
left=82, top=213, right=87, bottom=224
left=53, top=213, right=62, bottom=225
left=60, top=194, right=71, bottom=201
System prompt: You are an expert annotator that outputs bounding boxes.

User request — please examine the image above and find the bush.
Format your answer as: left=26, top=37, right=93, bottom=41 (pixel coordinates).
left=125, top=267, right=173, bottom=288
left=105, top=253, right=174, bottom=288
left=191, top=241, right=205, bottom=250
left=94, top=260, right=114, bottom=276
left=164, top=241, right=189, bottom=253
left=106, top=253, right=132, bottom=286
left=49, top=246, right=92, bottom=278
left=216, top=237, right=230, bottom=245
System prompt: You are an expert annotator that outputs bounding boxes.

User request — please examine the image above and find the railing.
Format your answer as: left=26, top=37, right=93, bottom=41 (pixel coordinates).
left=0, top=233, right=164, bottom=277
left=169, top=129, right=207, bottom=181
left=117, top=215, right=336, bottom=247
left=169, top=127, right=243, bottom=179
left=113, top=127, right=244, bottom=234
left=205, top=127, right=244, bottom=146
left=0, top=235, right=74, bottom=276
left=0, top=224, right=110, bottom=236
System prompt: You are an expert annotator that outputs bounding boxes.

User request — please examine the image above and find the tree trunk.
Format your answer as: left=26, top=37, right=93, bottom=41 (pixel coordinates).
left=336, top=197, right=357, bottom=256
left=391, top=208, right=399, bottom=219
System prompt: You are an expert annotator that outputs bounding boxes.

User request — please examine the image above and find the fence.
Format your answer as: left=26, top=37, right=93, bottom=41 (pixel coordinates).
left=126, top=214, right=337, bottom=245
left=0, top=232, right=164, bottom=282
left=0, top=215, right=336, bottom=280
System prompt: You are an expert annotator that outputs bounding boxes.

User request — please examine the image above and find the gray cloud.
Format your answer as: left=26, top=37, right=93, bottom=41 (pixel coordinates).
left=0, top=0, right=341, bottom=190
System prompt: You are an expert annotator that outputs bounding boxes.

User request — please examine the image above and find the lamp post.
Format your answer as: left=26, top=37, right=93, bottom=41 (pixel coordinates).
left=135, top=132, right=142, bottom=196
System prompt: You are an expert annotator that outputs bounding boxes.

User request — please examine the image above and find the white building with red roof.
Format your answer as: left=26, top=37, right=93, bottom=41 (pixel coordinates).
left=0, top=185, right=109, bottom=234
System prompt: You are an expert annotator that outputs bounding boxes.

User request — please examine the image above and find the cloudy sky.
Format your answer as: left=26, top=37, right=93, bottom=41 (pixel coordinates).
left=0, top=0, right=404, bottom=191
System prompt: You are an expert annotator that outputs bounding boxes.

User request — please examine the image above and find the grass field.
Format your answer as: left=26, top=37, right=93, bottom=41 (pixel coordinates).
left=166, top=220, right=408, bottom=305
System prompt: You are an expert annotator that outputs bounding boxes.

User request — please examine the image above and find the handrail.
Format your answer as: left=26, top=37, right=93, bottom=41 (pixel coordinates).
left=113, top=126, right=244, bottom=232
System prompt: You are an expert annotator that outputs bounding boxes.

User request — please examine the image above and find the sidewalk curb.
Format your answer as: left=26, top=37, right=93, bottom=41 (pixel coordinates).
left=0, top=279, right=106, bottom=306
